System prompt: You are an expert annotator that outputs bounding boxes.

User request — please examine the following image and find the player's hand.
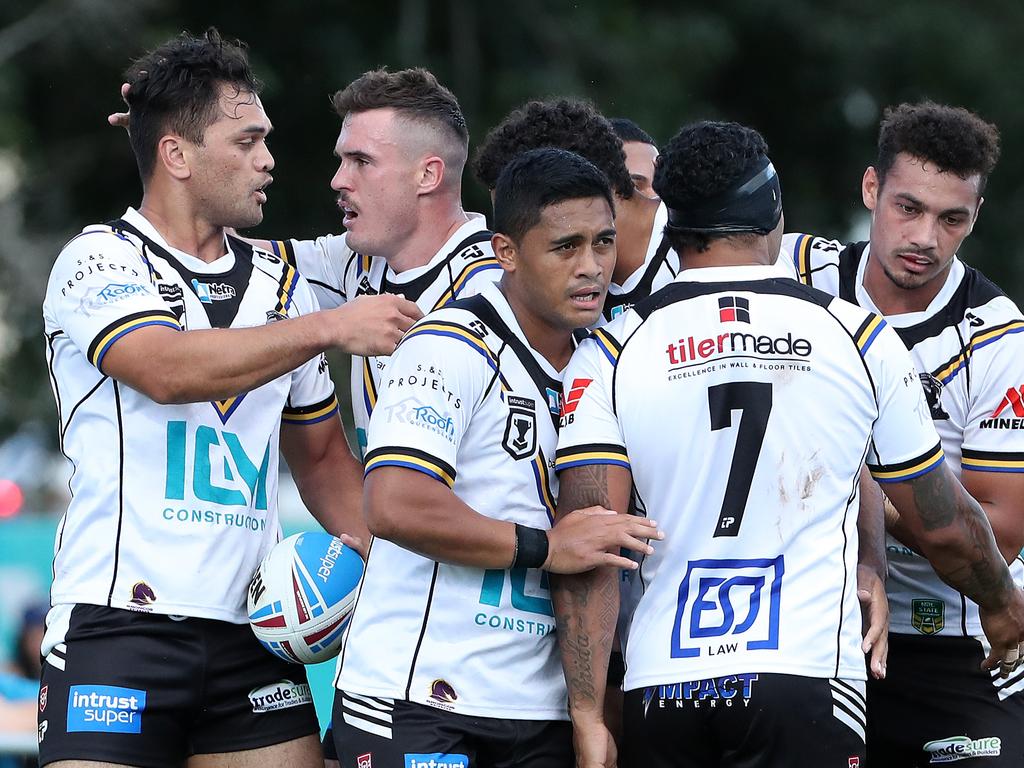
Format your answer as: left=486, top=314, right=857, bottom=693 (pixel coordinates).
left=329, top=294, right=423, bottom=356
left=545, top=507, right=662, bottom=574
left=340, top=533, right=368, bottom=561
left=979, top=588, right=1024, bottom=678
left=108, top=82, right=131, bottom=129
left=571, top=716, right=617, bottom=768
left=857, top=563, right=888, bottom=679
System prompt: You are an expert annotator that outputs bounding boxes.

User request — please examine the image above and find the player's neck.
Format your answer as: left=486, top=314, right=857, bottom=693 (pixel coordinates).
left=680, top=238, right=775, bottom=271
left=611, top=194, right=659, bottom=284
left=499, top=282, right=574, bottom=370
left=138, top=191, right=227, bottom=264
left=862, top=252, right=947, bottom=315
left=386, top=199, right=470, bottom=274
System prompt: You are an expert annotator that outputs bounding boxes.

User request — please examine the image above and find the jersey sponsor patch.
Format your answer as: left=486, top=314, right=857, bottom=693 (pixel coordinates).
left=718, top=296, right=750, bottom=323
left=404, top=754, right=468, bottom=768
left=247, top=679, right=312, bottom=713
left=910, top=598, right=945, bottom=635
left=66, top=685, right=146, bottom=733
left=923, top=735, right=1001, bottom=763
left=502, top=395, right=537, bottom=460
left=981, top=386, right=1024, bottom=429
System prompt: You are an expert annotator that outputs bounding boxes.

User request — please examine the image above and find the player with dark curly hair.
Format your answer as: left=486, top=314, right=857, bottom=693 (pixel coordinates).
left=610, top=117, right=660, bottom=201
left=553, top=118, right=1024, bottom=768
left=783, top=102, right=1024, bottom=767
left=474, top=99, right=679, bottom=323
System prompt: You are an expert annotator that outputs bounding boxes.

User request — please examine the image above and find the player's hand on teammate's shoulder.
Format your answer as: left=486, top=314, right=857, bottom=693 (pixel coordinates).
left=857, top=563, right=888, bottom=679
left=327, top=293, right=422, bottom=356
left=979, top=588, right=1024, bottom=678
left=545, top=506, right=663, bottom=574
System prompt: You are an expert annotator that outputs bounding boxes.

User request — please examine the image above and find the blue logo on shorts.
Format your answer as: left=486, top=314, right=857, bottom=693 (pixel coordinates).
left=67, top=685, right=146, bottom=733
left=404, top=754, right=469, bottom=768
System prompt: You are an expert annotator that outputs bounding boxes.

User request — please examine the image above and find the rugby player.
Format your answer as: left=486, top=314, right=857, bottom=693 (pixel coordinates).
left=39, top=30, right=414, bottom=768
left=552, top=120, right=1024, bottom=768
left=784, top=101, right=1024, bottom=767
left=332, top=148, right=662, bottom=767
left=609, top=117, right=660, bottom=201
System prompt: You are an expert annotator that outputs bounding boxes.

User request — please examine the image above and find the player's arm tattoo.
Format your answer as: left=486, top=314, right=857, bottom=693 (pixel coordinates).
left=551, top=464, right=620, bottom=716
left=902, top=466, right=1015, bottom=609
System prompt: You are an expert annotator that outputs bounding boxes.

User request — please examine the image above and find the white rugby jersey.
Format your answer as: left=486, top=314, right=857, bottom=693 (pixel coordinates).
left=785, top=233, right=1024, bottom=637
left=556, top=264, right=944, bottom=691
left=336, top=281, right=569, bottom=721
left=600, top=202, right=679, bottom=324
left=271, top=214, right=499, bottom=458
left=42, top=208, right=337, bottom=635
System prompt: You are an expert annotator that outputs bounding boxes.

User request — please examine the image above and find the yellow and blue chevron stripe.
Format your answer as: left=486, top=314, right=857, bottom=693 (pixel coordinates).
left=88, top=311, right=181, bottom=370
left=961, top=448, right=1024, bottom=474
left=934, top=320, right=1024, bottom=385
left=364, top=446, right=456, bottom=488
left=555, top=442, right=631, bottom=472
left=282, top=394, right=340, bottom=426
left=432, top=258, right=502, bottom=310
left=589, top=329, right=622, bottom=367
left=853, top=314, right=886, bottom=357
left=791, top=233, right=814, bottom=285
left=868, top=442, right=945, bottom=483
left=269, top=240, right=296, bottom=268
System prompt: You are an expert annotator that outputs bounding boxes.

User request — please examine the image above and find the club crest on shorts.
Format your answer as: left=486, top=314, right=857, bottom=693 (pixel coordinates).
left=357, top=753, right=373, bottom=768
left=911, top=598, right=945, bottom=635
left=502, top=395, right=536, bottom=460
left=39, top=685, right=47, bottom=712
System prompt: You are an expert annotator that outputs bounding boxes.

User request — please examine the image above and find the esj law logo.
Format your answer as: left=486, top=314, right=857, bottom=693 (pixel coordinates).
left=67, top=685, right=146, bottom=733
left=248, top=680, right=312, bottom=713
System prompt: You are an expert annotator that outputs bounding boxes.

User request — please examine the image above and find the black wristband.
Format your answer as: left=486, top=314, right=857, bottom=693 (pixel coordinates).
left=513, top=524, right=549, bottom=569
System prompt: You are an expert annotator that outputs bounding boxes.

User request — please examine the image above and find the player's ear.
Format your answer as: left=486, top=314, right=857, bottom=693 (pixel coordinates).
left=862, top=166, right=879, bottom=212
left=491, top=233, right=518, bottom=274
left=968, top=196, right=985, bottom=235
left=157, top=134, right=191, bottom=181
left=417, top=156, right=445, bottom=196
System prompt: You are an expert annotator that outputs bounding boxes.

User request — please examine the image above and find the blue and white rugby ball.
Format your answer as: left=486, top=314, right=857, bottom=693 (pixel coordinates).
left=247, top=532, right=363, bottom=664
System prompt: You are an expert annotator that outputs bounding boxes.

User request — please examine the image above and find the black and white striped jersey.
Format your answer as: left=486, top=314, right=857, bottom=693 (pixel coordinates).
left=557, top=264, right=943, bottom=690
left=784, top=233, right=1024, bottom=639
left=41, top=208, right=337, bottom=640
left=336, top=281, right=569, bottom=721
left=273, top=214, right=500, bottom=458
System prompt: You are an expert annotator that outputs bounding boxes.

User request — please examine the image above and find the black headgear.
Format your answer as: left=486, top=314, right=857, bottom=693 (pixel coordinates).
left=666, top=155, right=782, bottom=235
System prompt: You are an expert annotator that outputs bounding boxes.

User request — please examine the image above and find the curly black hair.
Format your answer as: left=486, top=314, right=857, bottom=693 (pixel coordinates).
left=653, top=121, right=769, bottom=253
left=877, top=102, right=1000, bottom=193
left=125, top=28, right=260, bottom=181
left=332, top=68, right=468, bottom=148
left=609, top=117, right=656, bottom=147
left=472, top=99, right=634, bottom=199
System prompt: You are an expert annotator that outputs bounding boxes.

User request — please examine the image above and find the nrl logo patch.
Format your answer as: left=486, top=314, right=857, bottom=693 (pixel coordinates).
left=911, top=598, right=945, bottom=635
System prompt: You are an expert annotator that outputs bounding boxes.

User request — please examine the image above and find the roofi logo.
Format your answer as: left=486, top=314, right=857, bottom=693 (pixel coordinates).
left=923, top=735, right=1000, bottom=763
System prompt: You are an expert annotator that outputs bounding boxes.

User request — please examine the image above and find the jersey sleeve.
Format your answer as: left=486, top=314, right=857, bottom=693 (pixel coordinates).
left=554, top=327, right=630, bottom=473
left=281, top=274, right=339, bottom=425
left=783, top=232, right=844, bottom=291
left=959, top=308, right=1024, bottom=473
left=270, top=235, right=350, bottom=310
left=44, top=228, right=181, bottom=373
left=857, top=312, right=946, bottom=483
left=363, top=316, right=490, bottom=488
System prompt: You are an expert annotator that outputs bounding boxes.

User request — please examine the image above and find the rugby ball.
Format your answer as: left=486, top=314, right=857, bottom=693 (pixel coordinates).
left=247, top=532, right=363, bottom=664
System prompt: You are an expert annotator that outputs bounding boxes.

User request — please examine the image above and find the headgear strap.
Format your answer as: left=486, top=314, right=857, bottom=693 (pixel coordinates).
left=666, top=155, right=782, bottom=235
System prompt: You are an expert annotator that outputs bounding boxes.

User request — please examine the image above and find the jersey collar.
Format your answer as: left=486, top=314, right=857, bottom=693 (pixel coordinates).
left=386, top=212, right=490, bottom=285
left=674, top=260, right=794, bottom=283
left=123, top=207, right=235, bottom=274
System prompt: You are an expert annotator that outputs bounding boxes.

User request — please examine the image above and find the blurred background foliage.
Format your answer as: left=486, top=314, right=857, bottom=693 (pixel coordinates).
left=2, top=0, right=1023, bottom=457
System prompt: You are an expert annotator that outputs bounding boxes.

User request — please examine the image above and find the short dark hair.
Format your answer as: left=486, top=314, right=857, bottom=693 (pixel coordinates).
left=876, top=101, right=1000, bottom=194
left=331, top=68, right=468, bottom=148
left=473, top=99, right=634, bottom=199
left=609, top=117, right=656, bottom=147
left=654, top=121, right=770, bottom=254
left=493, top=148, right=614, bottom=244
left=125, top=28, right=260, bottom=181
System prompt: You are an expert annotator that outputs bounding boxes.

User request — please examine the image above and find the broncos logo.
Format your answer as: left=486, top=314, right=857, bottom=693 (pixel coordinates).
left=428, top=679, right=458, bottom=703
left=129, top=581, right=157, bottom=606
left=919, top=372, right=950, bottom=421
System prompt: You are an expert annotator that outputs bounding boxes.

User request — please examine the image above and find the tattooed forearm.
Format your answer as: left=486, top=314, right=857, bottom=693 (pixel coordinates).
left=555, top=463, right=611, bottom=519
left=909, top=466, right=958, bottom=531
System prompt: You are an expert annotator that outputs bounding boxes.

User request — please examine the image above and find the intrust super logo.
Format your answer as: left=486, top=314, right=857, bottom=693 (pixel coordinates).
left=980, top=386, right=1024, bottom=429
left=67, top=685, right=146, bottom=733
left=719, top=296, right=750, bottom=323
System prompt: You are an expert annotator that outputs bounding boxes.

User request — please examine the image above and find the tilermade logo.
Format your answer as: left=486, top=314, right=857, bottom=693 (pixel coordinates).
left=66, top=685, right=146, bottom=733
left=719, top=296, right=750, bottom=323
